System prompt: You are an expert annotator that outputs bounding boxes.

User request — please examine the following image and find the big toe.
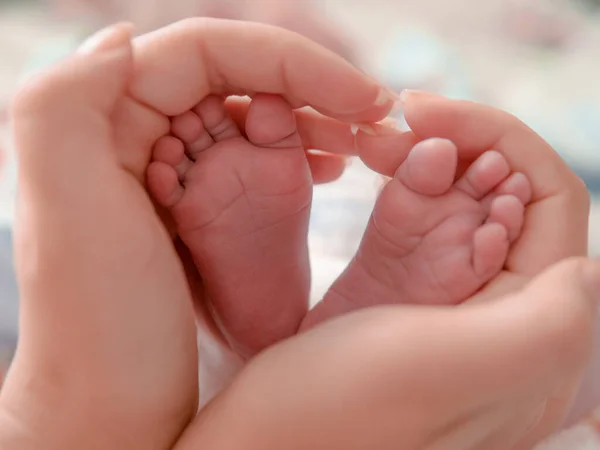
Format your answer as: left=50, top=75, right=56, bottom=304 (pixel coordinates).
left=395, top=138, right=458, bottom=196
left=245, top=94, right=302, bottom=149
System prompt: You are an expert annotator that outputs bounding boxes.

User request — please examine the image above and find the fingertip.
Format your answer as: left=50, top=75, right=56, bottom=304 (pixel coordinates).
left=400, top=91, right=509, bottom=155
left=399, top=89, right=439, bottom=104
left=307, top=151, right=346, bottom=184
left=356, top=130, right=420, bottom=177
left=372, top=87, right=402, bottom=117
left=77, top=22, right=135, bottom=55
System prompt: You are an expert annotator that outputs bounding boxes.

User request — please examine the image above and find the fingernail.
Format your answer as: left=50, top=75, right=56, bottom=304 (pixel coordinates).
left=345, top=157, right=354, bottom=168
left=399, top=89, right=416, bottom=105
left=583, top=259, right=600, bottom=305
left=399, top=89, right=438, bottom=104
left=351, top=122, right=400, bottom=137
left=374, top=87, right=401, bottom=106
left=351, top=123, right=376, bottom=136
left=356, top=123, right=377, bottom=136
left=379, top=117, right=398, bottom=128
left=77, top=22, right=134, bottom=55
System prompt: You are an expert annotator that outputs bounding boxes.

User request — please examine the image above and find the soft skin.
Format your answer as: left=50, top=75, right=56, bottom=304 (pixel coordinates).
left=0, top=20, right=597, bottom=450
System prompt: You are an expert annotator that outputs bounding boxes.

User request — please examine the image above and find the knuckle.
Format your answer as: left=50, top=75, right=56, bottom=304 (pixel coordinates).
left=535, top=258, right=596, bottom=366
left=9, top=66, right=69, bottom=120
left=569, top=173, right=592, bottom=211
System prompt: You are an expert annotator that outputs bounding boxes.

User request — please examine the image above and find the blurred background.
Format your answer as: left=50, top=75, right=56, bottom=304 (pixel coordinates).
left=0, top=0, right=599, bottom=378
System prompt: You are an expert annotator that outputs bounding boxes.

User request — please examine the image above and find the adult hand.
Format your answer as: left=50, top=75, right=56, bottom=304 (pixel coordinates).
left=3, top=18, right=595, bottom=450
left=1, top=20, right=395, bottom=450
left=172, top=92, right=598, bottom=450
left=352, top=90, right=594, bottom=443
left=177, top=257, right=600, bottom=450
left=358, top=90, right=590, bottom=285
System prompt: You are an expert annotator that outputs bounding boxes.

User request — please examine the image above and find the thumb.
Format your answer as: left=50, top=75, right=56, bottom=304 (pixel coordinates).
left=12, top=23, right=133, bottom=185
left=10, top=23, right=138, bottom=360
left=463, top=258, right=600, bottom=448
left=402, top=258, right=599, bottom=449
left=517, top=258, right=600, bottom=448
left=5, top=22, right=198, bottom=448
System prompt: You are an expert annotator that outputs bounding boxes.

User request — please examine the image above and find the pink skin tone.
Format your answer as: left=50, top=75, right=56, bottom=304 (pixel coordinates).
left=52, top=0, right=355, bottom=61
left=147, top=94, right=531, bottom=353
left=4, top=21, right=599, bottom=450
left=148, top=94, right=313, bottom=356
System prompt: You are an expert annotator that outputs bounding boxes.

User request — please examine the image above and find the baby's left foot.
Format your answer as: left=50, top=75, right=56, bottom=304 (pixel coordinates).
left=302, top=138, right=531, bottom=329
left=147, top=95, right=312, bottom=356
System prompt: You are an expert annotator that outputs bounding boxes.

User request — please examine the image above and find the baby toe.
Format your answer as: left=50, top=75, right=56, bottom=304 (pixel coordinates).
left=146, top=161, right=185, bottom=209
left=487, top=194, right=526, bottom=243
left=455, top=150, right=511, bottom=200
left=193, top=94, right=241, bottom=143
left=483, top=172, right=532, bottom=209
left=395, top=138, right=458, bottom=196
left=245, top=94, right=302, bottom=149
left=472, top=222, right=509, bottom=278
left=152, top=136, right=192, bottom=181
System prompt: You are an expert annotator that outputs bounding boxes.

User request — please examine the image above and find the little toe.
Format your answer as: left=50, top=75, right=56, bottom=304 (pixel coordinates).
left=395, top=138, right=458, bottom=196
left=147, top=161, right=185, bottom=209
left=455, top=150, right=511, bottom=200
left=171, top=110, right=215, bottom=159
left=153, top=136, right=193, bottom=181
left=245, top=94, right=302, bottom=149
left=486, top=195, right=526, bottom=243
left=194, top=95, right=242, bottom=144
left=472, top=222, right=509, bottom=278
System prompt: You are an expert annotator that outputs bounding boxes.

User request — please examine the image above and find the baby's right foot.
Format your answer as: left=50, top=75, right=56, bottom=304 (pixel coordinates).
left=147, top=95, right=313, bottom=356
left=302, top=138, right=532, bottom=329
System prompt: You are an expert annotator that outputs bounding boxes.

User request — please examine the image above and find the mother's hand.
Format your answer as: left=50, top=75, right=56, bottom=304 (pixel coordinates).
left=1, top=20, right=394, bottom=450
left=359, top=91, right=590, bottom=281
left=353, top=90, right=594, bottom=444
left=180, top=90, right=598, bottom=449
left=179, top=258, right=600, bottom=450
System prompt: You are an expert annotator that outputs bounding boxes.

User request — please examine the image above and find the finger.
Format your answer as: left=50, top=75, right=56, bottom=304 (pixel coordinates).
left=8, top=23, right=198, bottom=434
left=357, top=127, right=422, bottom=175
left=424, top=258, right=599, bottom=449
left=306, top=151, right=347, bottom=184
left=369, top=258, right=599, bottom=448
left=402, top=92, right=590, bottom=274
left=177, top=259, right=599, bottom=450
left=225, top=98, right=358, bottom=155
left=129, top=19, right=396, bottom=121
left=357, top=92, right=590, bottom=274
left=226, top=98, right=353, bottom=184
left=401, top=91, right=574, bottom=199
left=484, top=258, right=600, bottom=448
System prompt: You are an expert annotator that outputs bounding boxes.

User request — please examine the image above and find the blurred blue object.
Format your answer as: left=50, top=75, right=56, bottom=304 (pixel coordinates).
left=574, top=167, right=600, bottom=194
left=379, top=27, right=473, bottom=101
left=0, top=228, right=17, bottom=336
left=0, top=227, right=18, bottom=371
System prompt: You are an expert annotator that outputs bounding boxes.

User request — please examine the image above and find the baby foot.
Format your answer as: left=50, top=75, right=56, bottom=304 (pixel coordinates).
left=147, top=94, right=313, bottom=356
left=302, top=138, right=531, bottom=328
